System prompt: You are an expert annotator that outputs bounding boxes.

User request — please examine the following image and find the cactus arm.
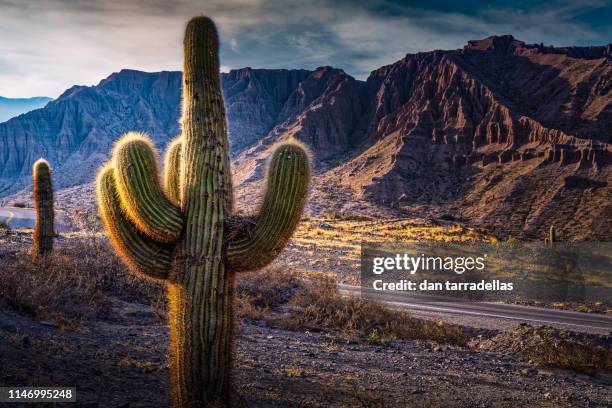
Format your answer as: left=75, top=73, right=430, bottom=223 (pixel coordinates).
left=112, top=132, right=184, bottom=244
left=97, top=163, right=173, bottom=279
left=227, top=141, right=310, bottom=272
left=32, top=159, right=54, bottom=257
left=164, top=135, right=183, bottom=205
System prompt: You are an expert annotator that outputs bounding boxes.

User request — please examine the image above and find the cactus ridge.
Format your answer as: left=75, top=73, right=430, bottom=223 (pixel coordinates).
left=32, top=158, right=54, bottom=257
left=96, top=15, right=311, bottom=407
left=112, top=132, right=183, bottom=243
left=164, top=135, right=183, bottom=206
left=97, top=164, right=173, bottom=279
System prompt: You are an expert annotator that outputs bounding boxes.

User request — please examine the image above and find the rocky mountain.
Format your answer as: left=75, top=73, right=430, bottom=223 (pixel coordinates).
left=1, top=35, right=610, bottom=240
left=0, top=68, right=312, bottom=194
left=0, top=70, right=182, bottom=194
left=0, top=96, right=53, bottom=123
left=233, top=35, right=612, bottom=240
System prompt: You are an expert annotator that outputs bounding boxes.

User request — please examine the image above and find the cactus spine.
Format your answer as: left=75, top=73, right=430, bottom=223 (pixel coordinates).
left=96, top=16, right=311, bottom=407
left=32, top=159, right=54, bottom=257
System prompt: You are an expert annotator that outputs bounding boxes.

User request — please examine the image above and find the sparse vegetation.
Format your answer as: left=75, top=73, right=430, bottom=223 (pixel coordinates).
left=280, top=275, right=470, bottom=346
left=474, top=324, right=611, bottom=372
left=72, top=207, right=101, bottom=231
left=1, top=231, right=610, bottom=388
left=236, top=268, right=470, bottom=346
left=0, top=234, right=164, bottom=324
left=1, top=232, right=469, bottom=349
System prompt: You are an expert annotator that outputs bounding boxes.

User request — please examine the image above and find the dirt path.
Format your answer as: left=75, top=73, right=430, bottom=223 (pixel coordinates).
left=1, top=301, right=610, bottom=408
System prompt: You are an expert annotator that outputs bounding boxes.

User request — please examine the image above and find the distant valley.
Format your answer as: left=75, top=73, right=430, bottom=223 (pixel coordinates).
left=0, top=35, right=610, bottom=240
left=0, top=96, right=52, bottom=123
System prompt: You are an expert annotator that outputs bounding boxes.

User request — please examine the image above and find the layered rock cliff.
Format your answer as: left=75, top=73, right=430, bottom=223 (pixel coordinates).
left=234, top=35, right=611, bottom=239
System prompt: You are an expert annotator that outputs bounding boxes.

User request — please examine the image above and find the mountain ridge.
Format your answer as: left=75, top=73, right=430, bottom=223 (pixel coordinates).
left=0, top=35, right=610, bottom=240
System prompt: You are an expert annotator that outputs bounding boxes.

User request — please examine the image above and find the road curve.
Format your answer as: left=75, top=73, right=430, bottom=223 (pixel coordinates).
left=338, top=284, right=612, bottom=333
left=0, top=207, right=70, bottom=231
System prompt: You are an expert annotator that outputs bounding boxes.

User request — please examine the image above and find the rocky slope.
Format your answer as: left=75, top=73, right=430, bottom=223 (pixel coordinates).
left=1, top=35, right=610, bottom=240
left=0, top=70, right=182, bottom=195
left=322, top=36, right=612, bottom=240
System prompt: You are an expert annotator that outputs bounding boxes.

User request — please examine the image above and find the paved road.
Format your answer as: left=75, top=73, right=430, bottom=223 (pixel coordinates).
left=339, top=284, right=612, bottom=333
left=0, top=207, right=70, bottom=231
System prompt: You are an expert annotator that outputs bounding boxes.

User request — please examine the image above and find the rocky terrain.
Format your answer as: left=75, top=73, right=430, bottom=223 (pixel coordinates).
left=2, top=308, right=610, bottom=408
left=1, top=35, right=611, bottom=240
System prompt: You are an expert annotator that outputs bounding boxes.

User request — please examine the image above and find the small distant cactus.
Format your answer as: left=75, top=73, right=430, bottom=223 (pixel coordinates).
left=549, top=225, right=556, bottom=245
left=96, top=16, right=311, bottom=407
left=549, top=225, right=556, bottom=242
left=32, top=159, right=54, bottom=257
left=544, top=225, right=557, bottom=245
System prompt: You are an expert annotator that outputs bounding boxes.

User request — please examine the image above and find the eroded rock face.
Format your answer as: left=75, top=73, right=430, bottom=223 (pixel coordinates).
left=273, top=67, right=369, bottom=159
left=0, top=70, right=183, bottom=195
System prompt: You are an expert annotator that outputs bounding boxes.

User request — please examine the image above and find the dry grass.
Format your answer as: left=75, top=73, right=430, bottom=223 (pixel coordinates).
left=4, top=232, right=467, bottom=348
left=296, top=218, right=496, bottom=246
left=234, top=268, right=303, bottom=322
left=289, top=218, right=497, bottom=269
left=0, top=233, right=164, bottom=324
left=236, top=268, right=470, bottom=346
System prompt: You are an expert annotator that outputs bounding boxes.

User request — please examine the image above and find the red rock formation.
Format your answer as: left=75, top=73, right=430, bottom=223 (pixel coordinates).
left=320, top=36, right=611, bottom=240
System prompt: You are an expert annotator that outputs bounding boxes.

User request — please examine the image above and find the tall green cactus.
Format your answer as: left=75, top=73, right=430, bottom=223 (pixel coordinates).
left=96, top=16, right=311, bottom=407
left=32, top=159, right=54, bottom=257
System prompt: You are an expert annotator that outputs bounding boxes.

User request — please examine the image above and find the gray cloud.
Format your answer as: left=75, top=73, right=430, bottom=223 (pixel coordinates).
left=0, top=0, right=609, bottom=97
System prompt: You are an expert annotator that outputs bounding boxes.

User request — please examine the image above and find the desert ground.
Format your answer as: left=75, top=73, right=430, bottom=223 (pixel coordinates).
left=1, top=216, right=610, bottom=407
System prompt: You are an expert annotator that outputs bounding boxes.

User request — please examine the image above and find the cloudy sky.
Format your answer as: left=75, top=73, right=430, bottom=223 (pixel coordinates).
left=0, top=0, right=610, bottom=98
